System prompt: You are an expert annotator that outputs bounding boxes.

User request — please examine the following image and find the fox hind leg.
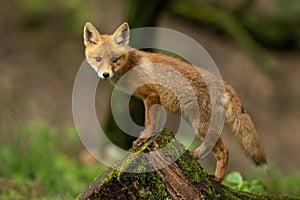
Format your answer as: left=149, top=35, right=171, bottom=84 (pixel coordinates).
left=212, top=138, right=229, bottom=182
left=192, top=137, right=229, bottom=182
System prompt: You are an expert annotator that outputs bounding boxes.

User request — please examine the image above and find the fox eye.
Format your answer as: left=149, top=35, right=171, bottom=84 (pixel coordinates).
left=111, top=56, right=119, bottom=63
left=95, top=56, right=102, bottom=62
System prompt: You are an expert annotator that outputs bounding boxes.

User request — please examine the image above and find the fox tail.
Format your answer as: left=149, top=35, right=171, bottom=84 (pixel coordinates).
left=225, top=88, right=267, bottom=166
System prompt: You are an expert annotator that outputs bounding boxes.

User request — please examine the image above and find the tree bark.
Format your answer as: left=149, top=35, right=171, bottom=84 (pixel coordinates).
left=77, top=128, right=296, bottom=200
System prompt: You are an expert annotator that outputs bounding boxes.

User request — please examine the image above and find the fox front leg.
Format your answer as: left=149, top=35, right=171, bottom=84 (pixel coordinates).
left=132, top=94, right=163, bottom=150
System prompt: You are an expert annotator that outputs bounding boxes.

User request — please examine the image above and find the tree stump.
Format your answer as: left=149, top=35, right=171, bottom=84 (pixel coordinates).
left=77, top=128, right=297, bottom=200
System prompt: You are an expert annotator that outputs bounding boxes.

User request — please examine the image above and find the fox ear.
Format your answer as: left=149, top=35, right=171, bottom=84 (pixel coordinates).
left=112, top=22, right=130, bottom=46
left=83, top=22, right=101, bottom=46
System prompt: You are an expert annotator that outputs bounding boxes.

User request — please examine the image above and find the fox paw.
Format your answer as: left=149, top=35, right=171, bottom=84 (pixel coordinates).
left=191, top=150, right=200, bottom=159
left=132, top=137, right=148, bottom=151
left=209, top=174, right=223, bottom=183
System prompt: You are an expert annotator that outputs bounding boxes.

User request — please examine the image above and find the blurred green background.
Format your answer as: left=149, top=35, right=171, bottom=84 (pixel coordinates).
left=1, top=0, right=300, bottom=199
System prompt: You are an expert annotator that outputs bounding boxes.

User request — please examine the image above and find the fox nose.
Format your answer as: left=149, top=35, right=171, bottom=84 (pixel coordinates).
left=103, top=72, right=110, bottom=78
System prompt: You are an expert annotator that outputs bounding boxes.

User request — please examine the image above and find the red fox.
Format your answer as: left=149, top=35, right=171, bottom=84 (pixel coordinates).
left=83, top=22, right=267, bottom=182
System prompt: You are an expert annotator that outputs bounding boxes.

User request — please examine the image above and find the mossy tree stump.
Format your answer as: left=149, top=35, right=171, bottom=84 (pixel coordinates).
left=78, top=128, right=297, bottom=200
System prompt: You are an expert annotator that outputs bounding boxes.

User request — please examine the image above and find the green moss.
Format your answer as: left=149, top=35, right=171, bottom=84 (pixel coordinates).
left=154, top=128, right=186, bottom=161
left=118, top=172, right=171, bottom=199
left=176, top=152, right=205, bottom=184
left=89, top=131, right=172, bottom=199
left=79, top=128, right=300, bottom=199
left=155, top=128, right=174, bottom=146
left=175, top=150, right=229, bottom=199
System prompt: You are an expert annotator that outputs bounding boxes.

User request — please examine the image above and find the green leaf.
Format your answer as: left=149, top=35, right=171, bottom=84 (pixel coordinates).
left=225, top=171, right=244, bottom=185
left=251, top=179, right=264, bottom=186
left=249, top=179, right=266, bottom=193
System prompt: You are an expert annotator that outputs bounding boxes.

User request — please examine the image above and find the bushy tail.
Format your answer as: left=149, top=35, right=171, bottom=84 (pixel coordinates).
left=225, top=89, right=267, bottom=166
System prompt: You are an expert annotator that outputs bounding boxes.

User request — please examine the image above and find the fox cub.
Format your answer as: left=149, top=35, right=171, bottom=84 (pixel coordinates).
left=83, top=22, right=267, bottom=182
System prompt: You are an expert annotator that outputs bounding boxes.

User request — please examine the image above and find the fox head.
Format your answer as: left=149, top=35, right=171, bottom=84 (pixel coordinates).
left=83, top=22, right=130, bottom=79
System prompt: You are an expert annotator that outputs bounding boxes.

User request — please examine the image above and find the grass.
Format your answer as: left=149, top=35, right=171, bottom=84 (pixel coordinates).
left=0, top=120, right=106, bottom=199
left=248, top=164, right=300, bottom=197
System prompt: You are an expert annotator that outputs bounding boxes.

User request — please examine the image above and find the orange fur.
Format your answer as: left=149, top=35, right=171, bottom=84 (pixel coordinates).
left=83, top=22, right=267, bottom=182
